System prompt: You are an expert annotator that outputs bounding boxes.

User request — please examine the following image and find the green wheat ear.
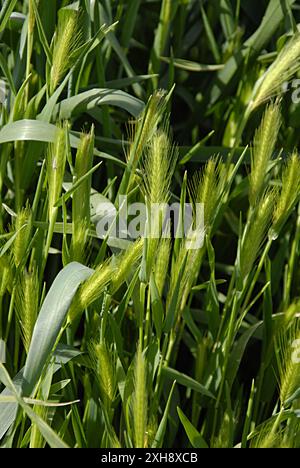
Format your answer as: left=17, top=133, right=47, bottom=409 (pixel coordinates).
left=249, top=34, right=300, bottom=112
left=13, top=204, right=32, bottom=268
left=250, top=419, right=284, bottom=448
left=49, top=9, right=82, bottom=95
left=276, top=319, right=300, bottom=407
left=189, top=157, right=225, bottom=230
left=249, top=102, right=281, bottom=207
left=15, top=266, right=39, bottom=354
left=170, top=158, right=226, bottom=311
left=133, top=344, right=148, bottom=448
left=212, top=410, right=234, bottom=448
left=89, top=340, right=116, bottom=410
left=68, top=261, right=113, bottom=323
left=0, top=255, right=12, bottom=297
left=118, top=89, right=170, bottom=197
left=282, top=301, right=300, bottom=326
left=73, top=126, right=94, bottom=223
left=69, top=239, right=143, bottom=323
left=143, top=126, right=177, bottom=205
left=271, top=152, right=300, bottom=239
left=141, top=125, right=177, bottom=276
left=126, top=90, right=168, bottom=169
left=111, top=238, right=144, bottom=293
left=240, top=189, right=276, bottom=280
left=71, top=126, right=94, bottom=263
left=47, top=124, right=67, bottom=220
left=154, top=237, right=172, bottom=297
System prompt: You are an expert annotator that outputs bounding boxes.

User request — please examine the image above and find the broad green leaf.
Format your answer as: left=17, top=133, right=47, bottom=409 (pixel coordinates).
left=162, top=367, right=215, bottom=399
left=0, top=396, right=79, bottom=407
left=161, top=57, right=223, bottom=72
left=52, top=88, right=144, bottom=120
left=177, top=407, right=209, bottom=448
left=0, top=119, right=59, bottom=144
left=0, top=364, right=69, bottom=448
left=105, top=75, right=157, bottom=89
left=0, top=344, right=82, bottom=440
left=0, top=120, right=125, bottom=166
left=152, top=381, right=176, bottom=448
left=22, top=262, right=93, bottom=396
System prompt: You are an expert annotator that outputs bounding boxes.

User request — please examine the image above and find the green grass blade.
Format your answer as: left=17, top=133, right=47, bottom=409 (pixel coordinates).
left=0, top=0, right=18, bottom=32
left=22, top=262, right=93, bottom=396
left=177, top=407, right=209, bottom=448
left=52, top=88, right=144, bottom=120
left=162, top=367, right=215, bottom=399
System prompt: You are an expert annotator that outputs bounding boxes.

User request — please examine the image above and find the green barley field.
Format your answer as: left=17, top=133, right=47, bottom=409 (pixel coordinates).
left=0, top=0, right=300, bottom=449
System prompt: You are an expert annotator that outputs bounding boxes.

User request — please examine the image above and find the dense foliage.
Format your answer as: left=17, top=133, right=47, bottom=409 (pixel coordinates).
left=0, top=0, right=300, bottom=448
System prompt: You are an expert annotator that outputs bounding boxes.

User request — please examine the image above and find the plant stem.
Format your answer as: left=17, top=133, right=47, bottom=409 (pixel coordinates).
left=241, top=238, right=273, bottom=314
left=283, top=204, right=300, bottom=308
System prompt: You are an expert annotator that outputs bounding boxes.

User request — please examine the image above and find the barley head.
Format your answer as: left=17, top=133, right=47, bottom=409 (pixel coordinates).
left=249, top=34, right=300, bottom=112
left=271, top=152, right=300, bottom=238
left=68, top=261, right=113, bottom=323
left=49, top=10, right=82, bottom=95
left=154, top=238, right=171, bottom=296
left=111, top=238, right=144, bottom=293
left=13, top=204, right=32, bottom=268
left=249, top=102, right=281, bottom=206
left=47, top=125, right=67, bottom=220
left=240, top=189, right=275, bottom=279
left=15, top=266, right=39, bottom=354
left=277, top=319, right=300, bottom=407
left=122, top=89, right=168, bottom=196
left=89, top=340, right=116, bottom=408
left=71, top=127, right=94, bottom=262
left=0, top=255, right=12, bottom=297
left=143, top=128, right=176, bottom=205
left=190, top=157, right=225, bottom=230
left=133, top=344, right=148, bottom=448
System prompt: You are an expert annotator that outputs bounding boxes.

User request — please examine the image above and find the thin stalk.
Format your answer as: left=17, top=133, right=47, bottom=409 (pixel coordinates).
left=241, top=238, right=273, bottom=314
left=283, top=205, right=300, bottom=308
left=216, top=294, right=240, bottom=407
left=241, top=380, right=256, bottom=448
left=14, top=142, right=24, bottom=212
left=139, top=282, right=146, bottom=346
left=5, top=287, right=15, bottom=343
left=41, top=209, right=57, bottom=275
left=13, top=322, right=20, bottom=372
left=153, top=333, right=169, bottom=397
left=143, top=287, right=151, bottom=348
left=25, top=0, right=34, bottom=104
